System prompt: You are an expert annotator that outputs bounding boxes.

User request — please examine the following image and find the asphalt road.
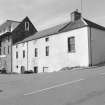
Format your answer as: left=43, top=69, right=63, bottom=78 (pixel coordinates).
left=1, top=66, right=105, bottom=105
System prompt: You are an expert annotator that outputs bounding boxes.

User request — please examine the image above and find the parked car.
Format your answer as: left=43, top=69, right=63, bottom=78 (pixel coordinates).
left=1, top=68, right=7, bottom=74
left=23, top=70, right=34, bottom=74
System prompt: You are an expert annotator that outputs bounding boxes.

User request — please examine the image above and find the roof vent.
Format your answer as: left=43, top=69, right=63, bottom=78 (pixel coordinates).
left=71, top=9, right=81, bottom=22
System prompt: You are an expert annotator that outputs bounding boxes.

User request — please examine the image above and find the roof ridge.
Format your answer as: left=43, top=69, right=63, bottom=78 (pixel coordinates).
left=83, top=18, right=105, bottom=30
left=7, top=20, right=21, bottom=23
left=58, top=22, right=71, bottom=32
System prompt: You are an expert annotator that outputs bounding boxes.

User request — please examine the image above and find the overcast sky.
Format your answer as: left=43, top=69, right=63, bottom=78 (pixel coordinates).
left=0, top=0, right=105, bottom=30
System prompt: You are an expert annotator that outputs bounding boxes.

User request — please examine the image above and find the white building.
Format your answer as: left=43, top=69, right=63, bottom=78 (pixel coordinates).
left=12, top=11, right=105, bottom=73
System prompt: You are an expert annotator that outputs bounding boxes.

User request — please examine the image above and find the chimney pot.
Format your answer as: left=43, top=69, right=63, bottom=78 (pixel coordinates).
left=71, top=10, right=81, bottom=22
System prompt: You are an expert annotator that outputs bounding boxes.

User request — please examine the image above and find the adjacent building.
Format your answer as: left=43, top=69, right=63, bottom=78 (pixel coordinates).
left=12, top=10, right=105, bottom=73
left=0, top=17, right=37, bottom=72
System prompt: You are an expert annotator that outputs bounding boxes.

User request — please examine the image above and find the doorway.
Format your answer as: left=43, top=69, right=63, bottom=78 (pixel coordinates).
left=21, top=66, right=25, bottom=74
left=43, top=67, right=49, bottom=72
left=34, top=66, right=38, bottom=73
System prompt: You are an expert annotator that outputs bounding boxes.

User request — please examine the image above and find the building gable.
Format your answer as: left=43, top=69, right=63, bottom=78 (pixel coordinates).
left=12, top=16, right=37, bottom=44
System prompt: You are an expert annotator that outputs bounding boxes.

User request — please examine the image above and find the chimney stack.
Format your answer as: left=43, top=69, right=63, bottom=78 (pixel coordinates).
left=71, top=9, right=81, bottom=22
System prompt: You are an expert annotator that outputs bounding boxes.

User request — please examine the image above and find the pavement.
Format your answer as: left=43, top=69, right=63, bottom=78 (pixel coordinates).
left=0, top=66, right=105, bottom=105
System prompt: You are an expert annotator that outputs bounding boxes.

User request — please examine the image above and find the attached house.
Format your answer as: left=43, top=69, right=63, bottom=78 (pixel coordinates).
left=12, top=10, right=105, bottom=73
left=0, top=17, right=37, bottom=72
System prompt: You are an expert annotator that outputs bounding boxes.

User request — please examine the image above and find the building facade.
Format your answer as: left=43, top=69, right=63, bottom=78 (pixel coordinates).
left=0, top=17, right=37, bottom=72
left=12, top=11, right=105, bottom=73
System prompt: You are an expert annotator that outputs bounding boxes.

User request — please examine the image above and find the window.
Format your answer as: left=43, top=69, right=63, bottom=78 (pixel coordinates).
left=0, top=42, right=1, bottom=47
left=4, top=47, right=6, bottom=54
left=23, top=50, right=25, bottom=58
left=0, top=48, right=1, bottom=55
left=16, top=51, right=18, bottom=59
left=35, top=48, right=38, bottom=57
left=16, top=44, right=18, bottom=48
left=25, top=22, right=29, bottom=31
left=7, top=36, right=10, bottom=42
left=45, top=37, right=49, bottom=42
left=8, top=25, right=11, bottom=32
left=46, top=46, right=49, bottom=56
left=16, top=65, right=18, bottom=68
left=8, top=46, right=10, bottom=54
left=68, top=37, right=75, bottom=52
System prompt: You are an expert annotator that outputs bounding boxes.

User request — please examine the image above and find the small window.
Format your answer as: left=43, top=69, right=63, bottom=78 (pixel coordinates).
left=16, top=45, right=18, bottom=48
left=7, top=36, right=10, bottom=42
left=4, top=47, right=6, bottom=54
left=35, top=48, right=38, bottom=57
left=68, top=37, right=75, bottom=53
left=25, top=22, right=29, bottom=31
left=23, top=50, right=25, bottom=58
left=8, top=46, right=9, bottom=54
left=0, top=48, right=1, bottom=55
left=45, top=37, right=49, bottom=42
left=16, top=65, right=18, bottom=68
left=46, top=46, right=49, bottom=56
left=16, top=51, right=18, bottom=59
left=8, top=25, right=11, bottom=32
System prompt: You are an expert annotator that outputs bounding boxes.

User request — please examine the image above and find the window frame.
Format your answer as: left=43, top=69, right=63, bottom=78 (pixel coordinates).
left=68, top=36, right=75, bottom=53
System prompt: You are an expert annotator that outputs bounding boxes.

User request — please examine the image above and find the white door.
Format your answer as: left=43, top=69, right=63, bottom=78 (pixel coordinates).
left=43, top=67, right=49, bottom=72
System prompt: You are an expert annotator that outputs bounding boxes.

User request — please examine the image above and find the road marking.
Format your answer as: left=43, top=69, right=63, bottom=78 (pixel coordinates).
left=24, top=78, right=84, bottom=96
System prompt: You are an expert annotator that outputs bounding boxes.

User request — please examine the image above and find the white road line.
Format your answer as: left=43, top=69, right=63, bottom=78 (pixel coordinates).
left=24, top=78, right=84, bottom=96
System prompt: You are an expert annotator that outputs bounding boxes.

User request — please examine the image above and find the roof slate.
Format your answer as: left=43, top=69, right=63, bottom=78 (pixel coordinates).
left=18, top=22, right=69, bottom=43
left=16, top=17, right=105, bottom=44
left=0, top=20, right=20, bottom=33
left=84, top=18, right=105, bottom=30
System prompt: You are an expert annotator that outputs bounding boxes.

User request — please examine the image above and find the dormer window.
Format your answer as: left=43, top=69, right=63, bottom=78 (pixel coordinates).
left=25, top=22, right=29, bottom=31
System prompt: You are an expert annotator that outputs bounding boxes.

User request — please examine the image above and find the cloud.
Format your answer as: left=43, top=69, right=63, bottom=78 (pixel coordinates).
left=0, top=0, right=105, bottom=30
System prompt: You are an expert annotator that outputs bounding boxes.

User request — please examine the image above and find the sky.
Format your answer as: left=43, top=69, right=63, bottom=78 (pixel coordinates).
left=0, top=0, right=105, bottom=30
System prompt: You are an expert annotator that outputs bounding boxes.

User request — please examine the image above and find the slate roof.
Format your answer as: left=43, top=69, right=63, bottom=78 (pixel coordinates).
left=16, top=17, right=105, bottom=44
left=18, top=22, right=69, bottom=43
left=0, top=20, right=20, bottom=34
left=84, top=18, right=105, bottom=30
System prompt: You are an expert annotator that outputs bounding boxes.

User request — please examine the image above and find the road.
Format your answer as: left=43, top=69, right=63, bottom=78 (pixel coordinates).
left=0, top=66, right=105, bottom=105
